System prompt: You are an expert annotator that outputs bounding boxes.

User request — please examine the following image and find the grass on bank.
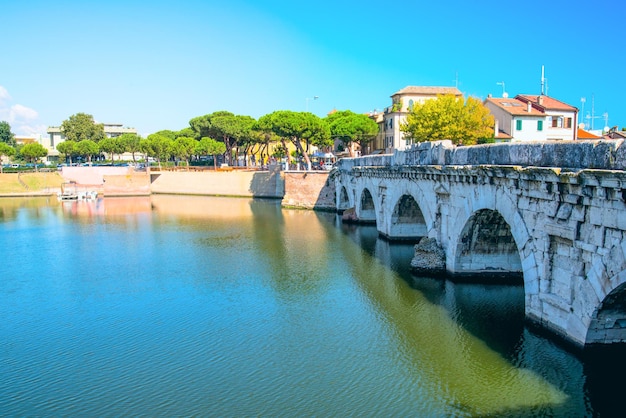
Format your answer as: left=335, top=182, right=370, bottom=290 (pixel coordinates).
left=0, top=172, right=65, bottom=194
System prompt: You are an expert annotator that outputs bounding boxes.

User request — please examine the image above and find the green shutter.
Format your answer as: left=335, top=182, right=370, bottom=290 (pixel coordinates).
left=537, top=120, right=543, bottom=131
left=516, top=120, right=522, bottom=131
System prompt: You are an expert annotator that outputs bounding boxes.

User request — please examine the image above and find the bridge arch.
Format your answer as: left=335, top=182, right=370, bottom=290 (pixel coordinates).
left=445, top=185, right=539, bottom=309
left=452, top=209, right=522, bottom=277
left=338, top=185, right=352, bottom=212
left=583, top=244, right=626, bottom=345
left=387, top=194, right=427, bottom=240
left=358, top=187, right=377, bottom=224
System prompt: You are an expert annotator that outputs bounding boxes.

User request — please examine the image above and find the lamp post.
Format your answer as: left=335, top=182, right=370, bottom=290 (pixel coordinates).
left=305, top=96, right=319, bottom=112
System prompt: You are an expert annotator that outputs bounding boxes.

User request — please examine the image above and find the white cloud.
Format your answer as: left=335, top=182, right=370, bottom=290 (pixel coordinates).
left=10, top=104, right=38, bottom=121
left=0, top=85, right=11, bottom=103
left=0, top=86, right=45, bottom=137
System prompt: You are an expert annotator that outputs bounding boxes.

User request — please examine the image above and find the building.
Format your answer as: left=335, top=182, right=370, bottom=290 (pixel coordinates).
left=577, top=128, right=602, bottom=140
left=604, top=127, right=626, bottom=140
left=485, top=94, right=578, bottom=141
left=45, top=123, right=137, bottom=162
left=382, top=86, right=462, bottom=152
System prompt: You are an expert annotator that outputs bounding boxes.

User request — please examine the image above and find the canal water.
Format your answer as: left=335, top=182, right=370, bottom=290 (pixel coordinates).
left=0, top=195, right=623, bottom=417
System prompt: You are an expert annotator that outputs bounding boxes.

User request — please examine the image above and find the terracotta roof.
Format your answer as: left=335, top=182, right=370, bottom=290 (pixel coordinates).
left=516, top=95, right=577, bottom=111
left=495, top=130, right=513, bottom=139
left=485, top=97, right=545, bottom=116
left=577, top=128, right=601, bottom=139
left=392, top=86, right=462, bottom=97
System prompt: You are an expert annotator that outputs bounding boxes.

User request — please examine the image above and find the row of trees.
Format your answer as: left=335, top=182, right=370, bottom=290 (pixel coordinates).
left=57, top=110, right=381, bottom=170
left=2, top=95, right=496, bottom=173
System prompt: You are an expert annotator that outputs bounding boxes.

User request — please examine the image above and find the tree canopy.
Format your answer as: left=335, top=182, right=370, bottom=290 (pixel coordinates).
left=75, top=140, right=100, bottom=163
left=61, top=113, right=105, bottom=142
left=256, top=111, right=331, bottom=169
left=0, top=142, right=15, bottom=173
left=0, top=121, right=15, bottom=146
left=118, top=133, right=142, bottom=162
left=195, top=137, right=226, bottom=169
left=143, top=133, right=173, bottom=169
left=401, top=94, right=494, bottom=145
left=189, top=111, right=255, bottom=165
left=326, top=110, right=379, bottom=156
left=20, top=143, right=48, bottom=171
left=172, top=136, right=197, bottom=168
left=56, top=140, right=76, bottom=164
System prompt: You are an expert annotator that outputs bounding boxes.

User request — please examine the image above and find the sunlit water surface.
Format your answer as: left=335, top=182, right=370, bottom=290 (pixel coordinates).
left=0, top=196, right=623, bottom=417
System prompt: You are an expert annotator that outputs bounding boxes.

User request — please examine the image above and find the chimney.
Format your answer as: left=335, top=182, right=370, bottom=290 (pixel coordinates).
left=494, top=119, right=499, bottom=137
left=537, top=95, right=544, bottom=106
left=527, top=101, right=532, bottom=113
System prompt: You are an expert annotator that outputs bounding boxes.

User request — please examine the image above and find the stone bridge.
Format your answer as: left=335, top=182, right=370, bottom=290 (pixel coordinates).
left=332, top=140, right=626, bottom=348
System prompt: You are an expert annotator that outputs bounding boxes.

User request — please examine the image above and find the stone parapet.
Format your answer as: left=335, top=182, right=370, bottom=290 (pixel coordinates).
left=337, top=139, right=626, bottom=171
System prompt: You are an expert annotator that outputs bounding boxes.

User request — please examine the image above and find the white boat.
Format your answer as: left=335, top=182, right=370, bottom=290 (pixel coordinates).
left=57, top=182, right=98, bottom=201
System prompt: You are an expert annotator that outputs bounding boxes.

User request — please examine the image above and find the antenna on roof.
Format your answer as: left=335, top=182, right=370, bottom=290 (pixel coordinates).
left=496, top=81, right=507, bottom=98
left=541, top=65, right=548, bottom=96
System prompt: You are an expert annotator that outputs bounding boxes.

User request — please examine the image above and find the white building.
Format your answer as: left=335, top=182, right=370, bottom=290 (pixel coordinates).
left=45, top=123, right=137, bottom=162
left=382, top=86, right=462, bottom=152
left=485, top=94, right=578, bottom=141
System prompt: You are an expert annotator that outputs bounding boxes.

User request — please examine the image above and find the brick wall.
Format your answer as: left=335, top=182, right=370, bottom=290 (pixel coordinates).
left=282, top=171, right=335, bottom=210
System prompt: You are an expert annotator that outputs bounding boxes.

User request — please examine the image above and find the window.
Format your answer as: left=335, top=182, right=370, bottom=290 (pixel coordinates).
left=516, top=120, right=522, bottom=131
left=537, top=120, right=543, bottom=131
left=565, top=118, right=572, bottom=128
left=552, top=117, right=562, bottom=128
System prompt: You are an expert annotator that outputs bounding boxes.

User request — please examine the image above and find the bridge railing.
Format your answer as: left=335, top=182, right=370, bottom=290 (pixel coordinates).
left=336, top=139, right=626, bottom=171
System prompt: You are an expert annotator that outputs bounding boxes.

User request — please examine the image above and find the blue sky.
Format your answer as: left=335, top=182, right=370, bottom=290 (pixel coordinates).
left=2, top=0, right=624, bottom=137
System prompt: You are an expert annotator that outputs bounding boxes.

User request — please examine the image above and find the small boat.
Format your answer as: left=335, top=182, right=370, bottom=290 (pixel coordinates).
left=57, top=182, right=98, bottom=201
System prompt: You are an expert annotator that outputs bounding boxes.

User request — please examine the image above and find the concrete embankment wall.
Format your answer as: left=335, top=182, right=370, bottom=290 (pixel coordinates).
left=56, top=166, right=333, bottom=209
left=149, top=169, right=285, bottom=198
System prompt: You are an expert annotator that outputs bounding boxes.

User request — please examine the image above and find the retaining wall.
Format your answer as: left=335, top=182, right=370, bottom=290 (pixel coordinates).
left=282, top=171, right=335, bottom=210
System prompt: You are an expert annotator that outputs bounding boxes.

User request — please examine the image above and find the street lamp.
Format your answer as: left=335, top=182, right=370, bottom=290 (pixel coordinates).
left=305, top=96, right=319, bottom=112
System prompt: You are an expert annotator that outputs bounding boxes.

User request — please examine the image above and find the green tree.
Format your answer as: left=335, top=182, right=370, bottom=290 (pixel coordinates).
left=56, top=140, right=77, bottom=164
left=0, top=142, right=15, bottom=173
left=326, top=110, right=379, bottom=157
left=256, top=111, right=331, bottom=170
left=189, top=112, right=255, bottom=166
left=118, top=133, right=142, bottom=162
left=75, top=140, right=100, bottom=163
left=20, top=143, right=48, bottom=171
left=99, top=137, right=127, bottom=161
left=61, top=113, right=105, bottom=142
left=196, top=137, right=226, bottom=170
left=0, top=121, right=15, bottom=146
left=401, top=94, right=494, bottom=146
left=176, top=127, right=196, bottom=139
left=144, top=133, right=173, bottom=169
left=172, top=136, right=197, bottom=169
